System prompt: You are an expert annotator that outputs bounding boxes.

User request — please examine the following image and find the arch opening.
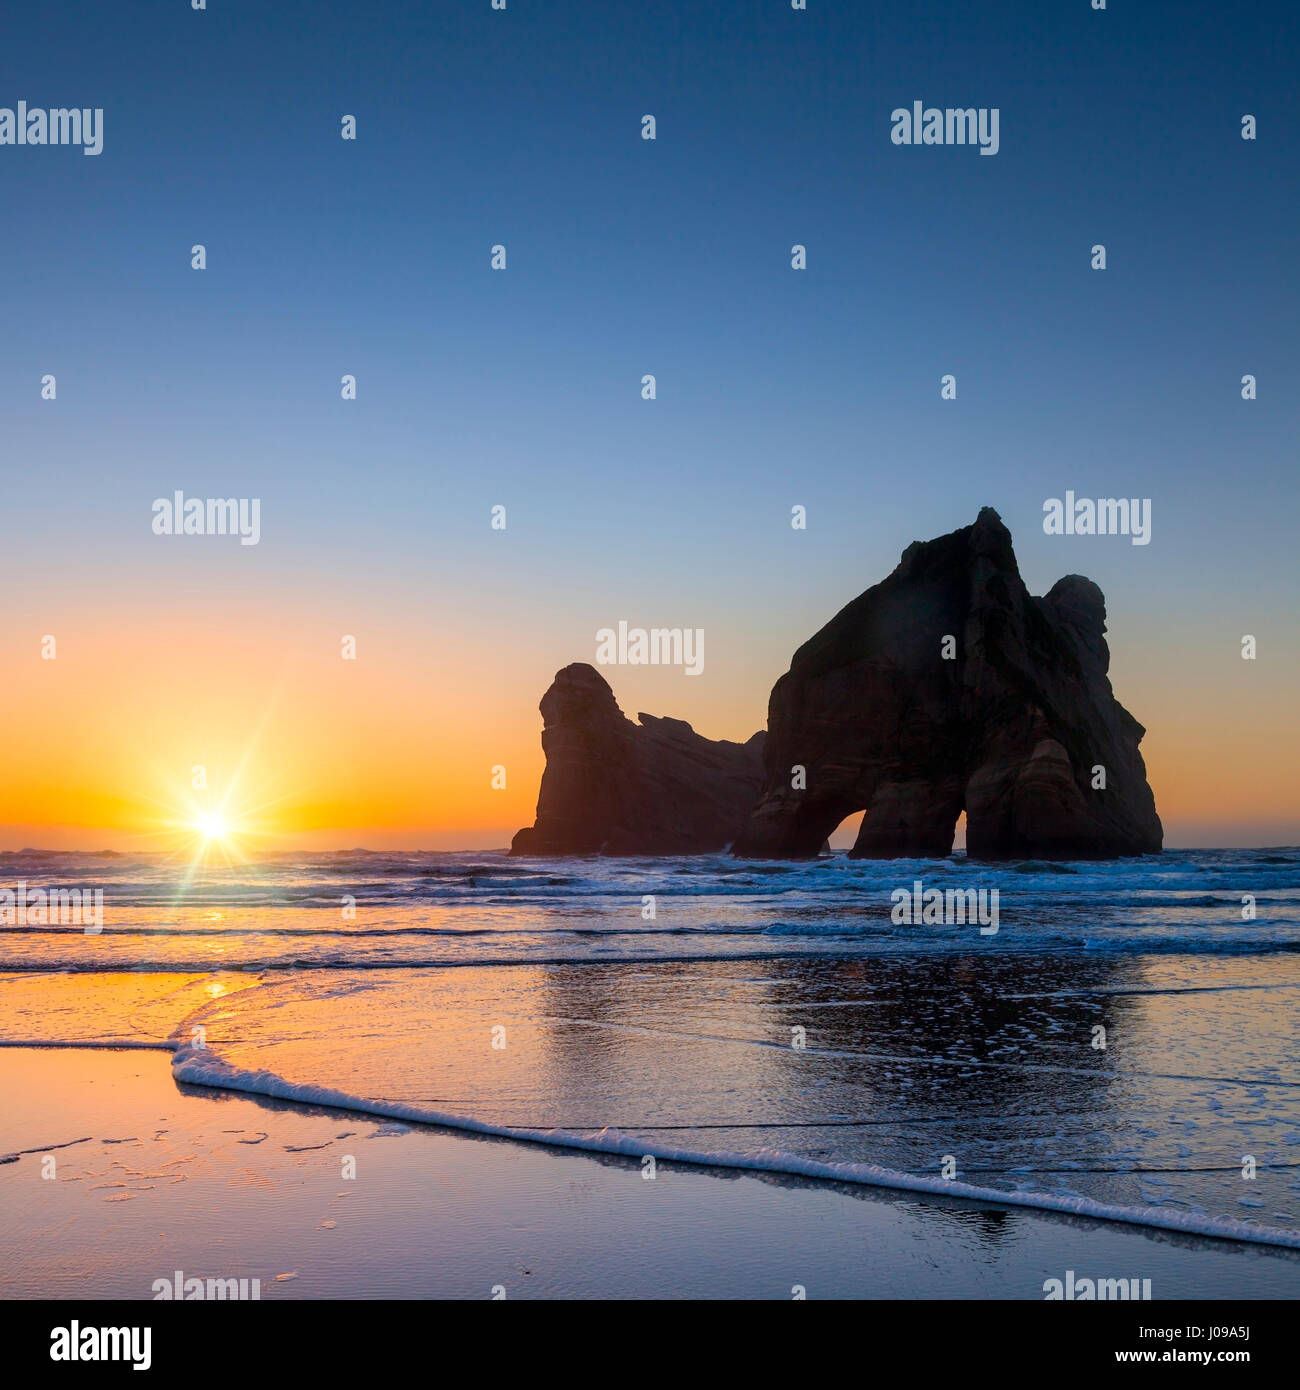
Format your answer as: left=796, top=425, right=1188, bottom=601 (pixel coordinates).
left=828, top=811, right=865, bottom=853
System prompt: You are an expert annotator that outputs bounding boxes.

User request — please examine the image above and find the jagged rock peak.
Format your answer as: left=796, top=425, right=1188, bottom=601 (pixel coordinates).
left=511, top=664, right=765, bottom=856
left=732, top=510, right=1162, bottom=861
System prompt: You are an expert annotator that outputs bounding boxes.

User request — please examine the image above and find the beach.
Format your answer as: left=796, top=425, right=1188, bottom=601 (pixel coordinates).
left=5, top=1045, right=1299, bottom=1300
left=3, top=846, right=1300, bottom=1299
left=4, top=0, right=1296, bottom=1330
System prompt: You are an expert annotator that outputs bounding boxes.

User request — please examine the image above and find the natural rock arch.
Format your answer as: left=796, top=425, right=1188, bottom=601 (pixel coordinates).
left=732, top=509, right=1162, bottom=861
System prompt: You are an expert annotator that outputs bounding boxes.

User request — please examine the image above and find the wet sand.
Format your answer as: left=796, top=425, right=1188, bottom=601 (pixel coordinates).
left=2, top=1046, right=1298, bottom=1299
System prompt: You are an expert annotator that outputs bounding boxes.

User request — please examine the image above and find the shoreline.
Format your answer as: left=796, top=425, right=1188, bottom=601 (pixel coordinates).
left=3, top=1046, right=1299, bottom=1300
left=171, top=1039, right=1300, bottom=1252
left=6, top=951, right=1300, bottom=1266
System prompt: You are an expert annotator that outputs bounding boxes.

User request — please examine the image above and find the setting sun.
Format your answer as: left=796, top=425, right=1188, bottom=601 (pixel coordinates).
left=195, top=812, right=230, bottom=842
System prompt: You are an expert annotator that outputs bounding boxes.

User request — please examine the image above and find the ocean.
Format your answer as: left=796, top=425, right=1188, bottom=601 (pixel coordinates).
left=3, top=846, right=1300, bottom=1250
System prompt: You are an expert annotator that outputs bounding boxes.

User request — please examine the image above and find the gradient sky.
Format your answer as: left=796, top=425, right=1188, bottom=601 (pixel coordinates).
left=2, top=0, right=1297, bottom=851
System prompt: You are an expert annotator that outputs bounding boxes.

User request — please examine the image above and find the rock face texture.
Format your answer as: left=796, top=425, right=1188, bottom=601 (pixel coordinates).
left=511, top=663, right=765, bottom=856
left=731, top=508, right=1162, bottom=860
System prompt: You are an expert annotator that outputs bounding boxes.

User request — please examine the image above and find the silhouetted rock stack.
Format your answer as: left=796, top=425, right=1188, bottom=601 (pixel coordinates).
left=731, top=508, right=1162, bottom=860
left=510, top=663, right=765, bottom=856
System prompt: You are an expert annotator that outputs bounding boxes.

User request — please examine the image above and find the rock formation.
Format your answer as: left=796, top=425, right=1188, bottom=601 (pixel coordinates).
left=731, top=508, right=1162, bottom=860
left=510, top=663, right=765, bottom=856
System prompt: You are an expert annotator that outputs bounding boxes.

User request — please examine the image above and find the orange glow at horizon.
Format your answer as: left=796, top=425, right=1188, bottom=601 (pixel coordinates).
left=0, top=614, right=547, bottom=852
left=2, top=605, right=1298, bottom=852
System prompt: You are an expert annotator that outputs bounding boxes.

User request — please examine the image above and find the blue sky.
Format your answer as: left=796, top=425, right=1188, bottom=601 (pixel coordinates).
left=1, top=0, right=1297, bottom=846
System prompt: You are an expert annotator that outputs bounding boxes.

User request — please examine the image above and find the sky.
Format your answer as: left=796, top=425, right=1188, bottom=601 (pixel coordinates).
left=1, top=0, right=1297, bottom=851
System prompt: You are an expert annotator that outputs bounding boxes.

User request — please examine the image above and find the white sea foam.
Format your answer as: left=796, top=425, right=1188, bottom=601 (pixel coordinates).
left=171, top=1040, right=1300, bottom=1251
left=2, top=846, right=1299, bottom=972
left=7, top=850, right=1300, bottom=1252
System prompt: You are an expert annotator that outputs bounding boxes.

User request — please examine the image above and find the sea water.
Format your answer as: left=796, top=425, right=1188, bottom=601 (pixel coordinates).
left=3, top=846, right=1299, bottom=1247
